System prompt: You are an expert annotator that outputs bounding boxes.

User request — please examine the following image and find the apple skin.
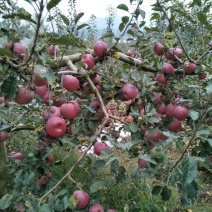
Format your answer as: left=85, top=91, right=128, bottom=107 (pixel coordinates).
left=73, top=190, right=90, bottom=209
left=60, top=101, right=80, bottom=119
left=127, top=49, right=136, bottom=57
left=93, top=142, right=110, bottom=156
left=81, top=54, right=95, bottom=70
left=173, top=106, right=188, bottom=121
left=166, top=103, right=176, bottom=117
left=43, top=106, right=61, bottom=120
left=89, top=100, right=100, bottom=111
left=12, top=152, right=23, bottom=159
left=13, top=42, right=27, bottom=55
left=81, top=82, right=92, bottom=95
left=0, top=96, right=9, bottom=106
left=42, top=92, right=54, bottom=104
left=155, top=102, right=166, bottom=114
left=45, top=117, right=67, bottom=138
left=89, top=203, right=104, bottom=212
left=32, top=74, right=47, bottom=87
left=154, top=42, right=165, bottom=56
left=198, top=72, right=207, bottom=80
left=93, top=40, right=108, bottom=58
left=144, top=130, right=162, bottom=142
left=152, top=93, right=162, bottom=106
left=121, top=83, right=138, bottom=100
left=47, top=45, right=59, bottom=56
left=156, top=73, right=166, bottom=84
left=14, top=86, right=34, bottom=105
left=183, top=60, right=197, bottom=73
left=94, top=109, right=104, bottom=120
left=0, top=131, right=9, bottom=143
left=62, top=75, right=79, bottom=92
left=162, top=63, right=174, bottom=75
left=107, top=210, right=117, bottom=212
left=91, top=74, right=101, bottom=84
left=35, top=85, right=47, bottom=98
left=138, top=158, right=148, bottom=168
left=168, top=118, right=182, bottom=133
left=39, top=175, right=48, bottom=185
left=165, top=48, right=183, bottom=60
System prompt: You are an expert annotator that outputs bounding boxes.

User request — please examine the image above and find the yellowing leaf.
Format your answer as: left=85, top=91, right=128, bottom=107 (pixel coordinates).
left=112, top=52, right=120, bottom=60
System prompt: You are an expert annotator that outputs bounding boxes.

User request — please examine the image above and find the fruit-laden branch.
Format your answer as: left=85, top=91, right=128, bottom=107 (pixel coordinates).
left=38, top=61, right=110, bottom=205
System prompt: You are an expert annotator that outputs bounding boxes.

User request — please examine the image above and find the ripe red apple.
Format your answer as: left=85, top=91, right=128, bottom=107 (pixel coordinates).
left=43, top=106, right=61, bottom=120
left=121, top=83, right=138, bottom=100
left=35, top=85, right=47, bottom=98
left=46, top=153, right=54, bottom=163
left=127, top=49, right=136, bottom=57
left=94, top=109, right=104, bottom=120
left=14, top=86, right=34, bottom=105
left=12, top=152, right=23, bottom=159
left=89, top=203, right=104, bottom=212
left=166, top=103, right=176, bottom=117
left=62, top=75, right=79, bottom=92
left=144, top=130, right=161, bottom=142
left=162, top=63, right=174, bottom=75
left=0, top=131, right=9, bottom=143
left=32, top=74, right=47, bottom=87
left=156, top=73, right=166, bottom=84
left=0, top=96, right=9, bottom=106
left=52, top=98, right=66, bottom=107
left=183, top=60, right=197, bottom=73
left=45, top=117, right=67, bottom=138
left=135, top=55, right=142, bottom=60
left=91, top=74, right=101, bottom=84
left=168, top=118, right=182, bottom=133
left=165, top=48, right=183, bottom=60
left=93, top=142, right=110, bottom=156
left=81, top=82, right=92, bottom=95
left=89, top=100, right=100, bottom=111
left=42, top=92, right=54, bottom=104
left=73, top=190, right=90, bottom=209
left=13, top=42, right=27, bottom=55
left=138, top=158, right=148, bottom=168
left=96, top=84, right=103, bottom=94
left=124, top=115, right=134, bottom=123
left=93, top=40, right=108, bottom=58
left=39, top=175, right=48, bottom=185
left=152, top=93, right=162, bottom=106
left=47, top=45, right=59, bottom=56
left=60, top=101, right=80, bottom=119
left=81, top=54, right=95, bottom=70
left=198, top=72, right=207, bottom=80
left=155, top=102, right=166, bottom=114
left=154, top=42, right=165, bottom=56
left=111, top=132, right=120, bottom=139
left=107, top=210, right=117, bottom=212
left=173, top=106, right=188, bottom=121
left=47, top=172, right=53, bottom=178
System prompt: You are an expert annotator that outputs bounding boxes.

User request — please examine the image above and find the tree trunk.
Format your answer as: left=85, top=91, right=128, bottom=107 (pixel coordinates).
left=0, top=143, right=8, bottom=197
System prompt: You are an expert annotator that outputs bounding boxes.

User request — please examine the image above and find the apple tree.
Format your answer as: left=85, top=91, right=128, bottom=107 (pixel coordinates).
left=0, top=0, right=212, bottom=211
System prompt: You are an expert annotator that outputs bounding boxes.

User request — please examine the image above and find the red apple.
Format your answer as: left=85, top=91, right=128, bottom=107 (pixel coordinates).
left=35, top=85, right=47, bottom=98
left=124, top=115, right=134, bottom=123
left=154, top=42, right=165, bottom=56
left=94, top=109, right=105, bottom=120
left=60, top=101, right=80, bottom=119
left=144, top=130, right=161, bottom=142
left=13, top=42, right=27, bottom=55
left=93, top=40, right=108, bottom=58
left=198, top=72, right=207, bottom=80
left=127, top=49, right=136, bottom=57
left=121, top=83, right=138, bottom=100
left=155, top=102, right=166, bottom=114
left=168, top=118, right=182, bottom=133
left=96, top=84, right=103, bottom=94
left=166, top=103, right=176, bottom=117
left=173, top=106, right=188, bottom=121
left=47, top=172, right=53, bottom=178
left=81, top=82, right=92, bottom=95
left=91, top=74, right=101, bottom=84
left=42, top=92, right=54, bottom=104
left=43, top=106, right=61, bottom=120
left=89, top=100, right=100, bottom=111
left=39, top=175, right=48, bottom=185
left=89, top=203, right=104, bottom=212
left=47, top=45, right=59, bottom=56
left=138, top=158, right=148, bottom=168
left=0, top=96, right=9, bottom=106
left=152, top=93, right=162, bottom=106
left=73, top=190, right=90, bottom=209
left=183, top=60, right=197, bottom=73
left=52, top=98, right=66, bottom=107
left=162, top=63, right=174, bottom=75
left=32, top=74, right=47, bottom=87
left=14, top=86, right=34, bottom=105
left=93, top=142, right=110, bottom=156
left=107, top=210, right=117, bottom=212
left=46, top=153, right=54, bottom=163
left=0, top=131, right=9, bottom=143
left=156, top=73, right=166, bottom=84
left=81, top=54, right=95, bottom=70
left=165, top=48, right=183, bottom=60
left=62, top=75, right=79, bottom=92
left=45, top=117, right=67, bottom=138
left=12, top=152, right=23, bottom=159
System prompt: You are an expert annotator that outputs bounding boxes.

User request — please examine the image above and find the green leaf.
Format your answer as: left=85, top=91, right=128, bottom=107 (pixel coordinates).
left=38, top=204, right=52, bottom=212
left=192, top=0, right=201, bottom=6
left=161, top=186, right=172, bottom=201
left=152, top=186, right=162, bottom=195
left=122, top=16, right=129, bottom=24
left=34, top=65, right=56, bottom=84
left=116, top=166, right=127, bottom=183
left=83, top=104, right=96, bottom=113
left=94, top=159, right=106, bottom=168
left=74, top=12, right=84, bottom=23
left=205, top=80, right=212, bottom=94
left=77, top=23, right=89, bottom=30
left=138, top=154, right=157, bottom=165
left=49, top=35, right=81, bottom=46
left=196, top=129, right=211, bottom=136
left=208, top=139, right=212, bottom=147
left=1, top=76, right=19, bottom=101
left=189, top=110, right=199, bottom=120
left=0, top=194, right=13, bottom=210
left=119, top=22, right=125, bottom=32
left=0, top=48, right=12, bottom=57
left=100, top=32, right=114, bottom=39
left=181, top=156, right=197, bottom=184
left=59, top=13, right=70, bottom=26
left=197, top=12, right=208, bottom=25
left=117, top=4, right=129, bottom=11
left=47, top=0, right=61, bottom=11
left=90, top=180, right=105, bottom=193
left=106, top=155, right=119, bottom=166
left=3, top=8, right=36, bottom=24
left=130, top=122, right=138, bottom=132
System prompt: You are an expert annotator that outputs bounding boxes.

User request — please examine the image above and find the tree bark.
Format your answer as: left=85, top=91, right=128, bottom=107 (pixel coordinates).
left=0, top=143, right=8, bottom=198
